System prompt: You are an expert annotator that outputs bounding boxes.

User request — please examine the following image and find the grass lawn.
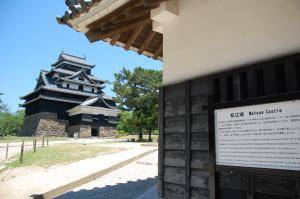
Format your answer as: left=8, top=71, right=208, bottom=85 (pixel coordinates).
left=117, top=134, right=158, bottom=142
left=6, top=143, right=121, bottom=168
left=0, top=136, right=69, bottom=143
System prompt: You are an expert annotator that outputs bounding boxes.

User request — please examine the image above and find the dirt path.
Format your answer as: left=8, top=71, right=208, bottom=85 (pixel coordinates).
left=0, top=142, right=157, bottom=199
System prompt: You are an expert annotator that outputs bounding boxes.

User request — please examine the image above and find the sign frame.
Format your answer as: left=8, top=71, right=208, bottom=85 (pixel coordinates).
left=209, top=91, right=300, bottom=178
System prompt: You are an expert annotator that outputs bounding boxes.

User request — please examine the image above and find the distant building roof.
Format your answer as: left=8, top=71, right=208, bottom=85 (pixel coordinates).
left=48, top=68, right=106, bottom=83
left=52, top=52, right=95, bottom=68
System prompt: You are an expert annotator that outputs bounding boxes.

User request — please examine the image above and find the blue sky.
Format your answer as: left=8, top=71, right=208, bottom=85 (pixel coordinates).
left=0, top=1, right=163, bottom=112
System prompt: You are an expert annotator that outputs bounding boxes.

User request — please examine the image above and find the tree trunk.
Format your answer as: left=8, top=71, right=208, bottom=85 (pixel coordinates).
left=148, top=128, right=152, bottom=142
left=138, top=128, right=143, bottom=141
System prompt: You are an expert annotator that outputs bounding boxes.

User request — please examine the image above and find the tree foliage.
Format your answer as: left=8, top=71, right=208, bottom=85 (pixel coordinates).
left=113, top=67, right=162, bottom=141
left=0, top=109, right=25, bottom=137
left=117, top=111, right=138, bottom=135
left=0, top=93, right=25, bottom=137
left=0, top=93, right=8, bottom=112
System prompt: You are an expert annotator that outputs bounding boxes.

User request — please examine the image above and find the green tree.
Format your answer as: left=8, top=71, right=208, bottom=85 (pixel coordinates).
left=0, top=109, right=25, bottom=137
left=113, top=67, right=162, bottom=141
left=117, top=111, right=138, bottom=135
left=0, top=93, right=8, bottom=112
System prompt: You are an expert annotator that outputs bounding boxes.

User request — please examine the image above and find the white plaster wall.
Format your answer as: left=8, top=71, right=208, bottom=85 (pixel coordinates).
left=69, top=83, right=78, bottom=89
left=83, top=85, right=93, bottom=92
left=163, top=0, right=300, bottom=85
left=62, top=82, right=67, bottom=88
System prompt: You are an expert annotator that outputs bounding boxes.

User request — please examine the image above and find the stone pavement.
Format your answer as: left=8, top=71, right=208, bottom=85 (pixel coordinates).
left=57, top=151, right=159, bottom=199
left=0, top=142, right=157, bottom=199
left=136, top=186, right=159, bottom=199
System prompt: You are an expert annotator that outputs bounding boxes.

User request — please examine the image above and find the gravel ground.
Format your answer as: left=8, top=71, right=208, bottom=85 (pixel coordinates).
left=57, top=151, right=159, bottom=199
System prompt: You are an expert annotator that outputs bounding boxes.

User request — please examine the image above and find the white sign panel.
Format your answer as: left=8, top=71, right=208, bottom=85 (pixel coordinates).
left=215, top=100, right=300, bottom=171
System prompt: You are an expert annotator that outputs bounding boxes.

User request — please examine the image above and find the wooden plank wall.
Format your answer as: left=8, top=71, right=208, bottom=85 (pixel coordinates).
left=159, top=53, right=300, bottom=199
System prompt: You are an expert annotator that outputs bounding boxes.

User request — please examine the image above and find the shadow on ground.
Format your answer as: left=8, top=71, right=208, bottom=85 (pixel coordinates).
left=53, top=177, right=157, bottom=199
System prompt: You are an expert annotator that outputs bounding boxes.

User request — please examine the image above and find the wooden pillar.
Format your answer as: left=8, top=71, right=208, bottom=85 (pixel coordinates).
left=263, top=66, right=276, bottom=95
left=20, top=141, right=24, bottom=163
left=184, top=82, right=191, bottom=199
left=34, top=140, right=37, bottom=153
left=284, top=60, right=297, bottom=92
left=247, top=70, right=257, bottom=98
left=220, top=77, right=228, bottom=102
left=158, top=87, right=165, bottom=198
left=208, top=95, right=216, bottom=199
left=247, top=175, right=254, bottom=199
left=233, top=74, right=241, bottom=101
left=5, top=143, right=9, bottom=160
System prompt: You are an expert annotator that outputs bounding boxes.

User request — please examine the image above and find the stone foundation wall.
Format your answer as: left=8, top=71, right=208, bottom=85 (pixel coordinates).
left=21, top=112, right=67, bottom=136
left=79, top=125, right=91, bottom=138
left=68, top=125, right=80, bottom=137
left=36, top=119, right=67, bottom=137
left=100, top=126, right=117, bottom=138
left=69, top=125, right=92, bottom=138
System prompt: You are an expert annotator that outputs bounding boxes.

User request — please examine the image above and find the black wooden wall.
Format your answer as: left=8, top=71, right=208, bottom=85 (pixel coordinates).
left=159, top=53, right=300, bottom=199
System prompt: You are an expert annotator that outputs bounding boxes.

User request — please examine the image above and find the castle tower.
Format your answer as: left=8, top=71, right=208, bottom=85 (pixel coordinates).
left=20, top=53, right=120, bottom=138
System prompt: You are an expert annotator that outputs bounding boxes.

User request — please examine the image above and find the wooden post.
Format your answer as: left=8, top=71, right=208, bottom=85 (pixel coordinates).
left=42, top=137, right=45, bottom=148
left=34, top=139, right=37, bottom=153
left=184, top=82, right=191, bottom=199
left=20, top=141, right=24, bottom=163
left=5, top=143, right=9, bottom=160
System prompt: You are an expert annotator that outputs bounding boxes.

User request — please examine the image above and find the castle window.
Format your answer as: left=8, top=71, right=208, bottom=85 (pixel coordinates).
left=78, top=84, right=83, bottom=91
left=66, top=84, right=69, bottom=88
left=79, top=76, right=84, bottom=81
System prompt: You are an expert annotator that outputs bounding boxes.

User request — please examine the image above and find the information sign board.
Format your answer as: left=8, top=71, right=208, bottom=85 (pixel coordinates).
left=215, top=100, right=300, bottom=171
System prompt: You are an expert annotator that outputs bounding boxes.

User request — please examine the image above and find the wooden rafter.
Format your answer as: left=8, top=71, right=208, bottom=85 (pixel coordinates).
left=153, top=43, right=163, bottom=60
left=87, top=0, right=144, bottom=30
left=63, top=0, right=164, bottom=60
left=86, top=15, right=151, bottom=42
left=138, top=31, right=156, bottom=54
left=110, top=34, right=122, bottom=46
left=125, top=24, right=146, bottom=50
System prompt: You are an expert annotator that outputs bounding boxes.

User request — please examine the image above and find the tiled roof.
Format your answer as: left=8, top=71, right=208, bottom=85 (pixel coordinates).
left=50, top=68, right=106, bottom=83
left=57, top=78, right=106, bottom=88
left=81, top=95, right=116, bottom=107
left=53, top=53, right=95, bottom=67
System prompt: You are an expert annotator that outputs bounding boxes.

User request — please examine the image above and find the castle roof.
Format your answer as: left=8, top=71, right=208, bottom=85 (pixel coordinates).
left=52, top=53, right=95, bottom=68
left=48, top=68, right=106, bottom=83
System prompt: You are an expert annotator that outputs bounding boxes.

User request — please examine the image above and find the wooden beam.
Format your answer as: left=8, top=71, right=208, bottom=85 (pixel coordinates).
left=125, top=24, right=146, bottom=50
left=153, top=42, right=163, bottom=59
left=87, top=0, right=143, bottom=30
left=138, top=31, right=156, bottom=54
left=86, top=16, right=151, bottom=43
left=110, top=34, right=121, bottom=46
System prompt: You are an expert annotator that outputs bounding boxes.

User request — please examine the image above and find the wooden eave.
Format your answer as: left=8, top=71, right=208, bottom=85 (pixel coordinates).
left=60, top=0, right=166, bottom=60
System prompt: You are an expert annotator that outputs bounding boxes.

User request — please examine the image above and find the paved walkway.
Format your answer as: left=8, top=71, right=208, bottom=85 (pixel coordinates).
left=57, top=151, right=159, bottom=199
left=0, top=142, right=157, bottom=199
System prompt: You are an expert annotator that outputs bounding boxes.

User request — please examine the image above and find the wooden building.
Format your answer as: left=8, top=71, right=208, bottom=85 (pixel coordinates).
left=58, top=0, right=300, bottom=198
left=21, top=53, right=120, bottom=138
